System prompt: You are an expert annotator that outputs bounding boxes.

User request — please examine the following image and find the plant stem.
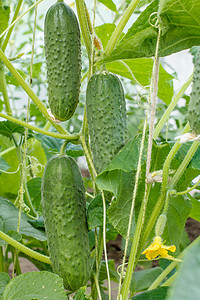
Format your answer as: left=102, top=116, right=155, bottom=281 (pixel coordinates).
left=0, top=63, right=12, bottom=115
left=175, top=177, right=200, bottom=196
left=153, top=74, right=193, bottom=140
left=2, top=0, right=23, bottom=52
left=0, top=247, right=4, bottom=272
left=137, top=123, right=190, bottom=258
left=75, top=0, right=92, bottom=60
left=0, top=146, right=15, bottom=157
left=0, top=231, right=51, bottom=264
left=105, top=0, right=140, bottom=56
left=161, top=272, right=177, bottom=287
left=120, top=185, right=151, bottom=299
left=169, top=141, right=199, bottom=189
left=0, top=112, right=79, bottom=140
left=0, top=49, right=67, bottom=135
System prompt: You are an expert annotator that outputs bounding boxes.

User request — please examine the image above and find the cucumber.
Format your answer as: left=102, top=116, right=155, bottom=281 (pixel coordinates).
left=44, top=2, right=81, bottom=121
left=86, top=71, right=127, bottom=174
left=188, top=50, right=200, bottom=134
left=41, top=155, right=91, bottom=291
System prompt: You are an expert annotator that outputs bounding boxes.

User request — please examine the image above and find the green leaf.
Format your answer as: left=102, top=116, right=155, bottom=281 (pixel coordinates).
left=0, top=197, right=46, bottom=242
left=0, top=5, right=10, bottom=36
left=65, top=143, right=84, bottom=158
left=87, top=195, right=107, bottom=230
left=73, top=286, right=90, bottom=300
left=27, top=177, right=42, bottom=214
left=188, top=194, right=200, bottom=222
left=106, top=58, right=174, bottom=105
left=131, top=286, right=168, bottom=299
left=95, top=23, right=124, bottom=49
left=35, top=134, right=62, bottom=159
left=98, top=0, right=118, bottom=13
left=2, top=271, right=68, bottom=300
left=103, top=0, right=200, bottom=62
left=162, top=195, right=192, bottom=252
left=5, top=69, right=26, bottom=88
left=0, top=157, right=10, bottom=174
left=167, top=239, right=200, bottom=300
left=0, top=273, right=10, bottom=300
left=99, top=260, right=119, bottom=283
left=130, top=267, right=164, bottom=292
left=0, top=121, right=33, bottom=140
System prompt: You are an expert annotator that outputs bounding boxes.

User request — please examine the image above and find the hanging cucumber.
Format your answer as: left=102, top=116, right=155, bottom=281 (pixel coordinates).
left=41, top=155, right=91, bottom=291
left=44, top=2, right=81, bottom=121
left=188, top=50, right=200, bottom=134
left=86, top=71, right=127, bottom=174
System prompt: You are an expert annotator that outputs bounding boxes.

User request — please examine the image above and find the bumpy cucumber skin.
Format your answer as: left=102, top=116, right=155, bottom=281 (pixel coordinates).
left=86, top=71, right=127, bottom=174
left=188, top=51, right=200, bottom=134
left=44, top=3, right=81, bottom=121
left=41, top=155, right=91, bottom=291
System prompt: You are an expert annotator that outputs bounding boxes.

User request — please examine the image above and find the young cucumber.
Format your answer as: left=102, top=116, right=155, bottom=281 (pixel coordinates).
left=188, top=50, right=200, bottom=134
left=86, top=71, right=127, bottom=174
left=44, top=2, right=81, bottom=121
left=41, top=155, right=91, bottom=291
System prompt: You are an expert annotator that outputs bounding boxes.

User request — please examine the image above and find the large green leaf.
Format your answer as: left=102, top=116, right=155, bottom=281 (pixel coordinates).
left=130, top=267, right=164, bottom=292
left=0, top=121, right=33, bottom=140
left=2, top=271, right=68, bottom=300
left=167, top=239, right=200, bottom=300
left=188, top=194, right=200, bottom=222
left=162, top=195, right=191, bottom=252
left=0, top=157, right=10, bottom=174
left=0, top=197, right=46, bottom=242
left=0, top=273, right=10, bottom=300
left=95, top=23, right=124, bottom=49
left=132, top=286, right=168, bottom=299
left=103, top=0, right=200, bottom=62
left=106, top=58, right=174, bottom=105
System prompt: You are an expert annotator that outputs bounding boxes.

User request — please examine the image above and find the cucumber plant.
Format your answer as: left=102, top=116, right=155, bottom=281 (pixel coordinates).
left=0, top=0, right=200, bottom=300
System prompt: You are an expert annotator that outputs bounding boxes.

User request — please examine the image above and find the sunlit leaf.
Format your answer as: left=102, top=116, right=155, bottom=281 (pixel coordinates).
left=2, top=271, right=68, bottom=300
left=98, top=0, right=118, bottom=13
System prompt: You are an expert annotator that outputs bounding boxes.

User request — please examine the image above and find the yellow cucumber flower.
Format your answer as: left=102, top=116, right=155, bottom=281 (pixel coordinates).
left=142, top=236, right=176, bottom=260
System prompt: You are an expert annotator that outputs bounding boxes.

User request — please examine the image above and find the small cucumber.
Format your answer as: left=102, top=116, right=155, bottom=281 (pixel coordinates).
left=41, top=155, right=91, bottom=291
left=86, top=71, right=127, bottom=174
left=188, top=50, right=200, bottom=134
left=44, top=2, right=81, bottom=121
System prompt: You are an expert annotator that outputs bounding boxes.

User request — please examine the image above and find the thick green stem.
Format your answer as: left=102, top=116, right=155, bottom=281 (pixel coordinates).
left=105, top=0, right=140, bottom=56
left=0, top=63, right=12, bottom=115
left=0, top=231, right=51, bottom=264
left=2, top=0, right=23, bottom=52
left=0, top=112, right=79, bottom=140
left=120, top=185, right=151, bottom=300
left=75, top=0, right=92, bottom=60
left=153, top=74, right=193, bottom=140
left=0, top=49, right=67, bottom=135
left=0, top=246, right=4, bottom=272
left=137, top=123, right=190, bottom=258
left=169, top=141, right=199, bottom=189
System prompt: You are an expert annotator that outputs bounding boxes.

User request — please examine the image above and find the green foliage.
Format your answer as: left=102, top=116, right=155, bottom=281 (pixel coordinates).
left=130, top=267, right=164, bottom=293
left=97, top=0, right=118, bottom=13
left=2, top=271, right=68, bottom=300
left=131, top=286, right=168, bottom=299
left=0, top=273, right=10, bottom=300
left=167, top=240, right=200, bottom=300
left=0, top=197, right=46, bottom=243
left=102, top=0, right=200, bottom=62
